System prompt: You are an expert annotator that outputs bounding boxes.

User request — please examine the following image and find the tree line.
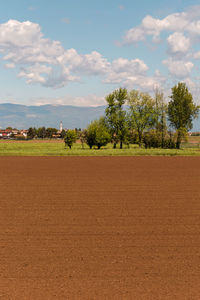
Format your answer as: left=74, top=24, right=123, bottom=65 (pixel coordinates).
left=27, top=82, right=199, bottom=150
left=27, top=127, right=63, bottom=139
left=27, top=127, right=81, bottom=139
left=64, top=82, right=199, bottom=150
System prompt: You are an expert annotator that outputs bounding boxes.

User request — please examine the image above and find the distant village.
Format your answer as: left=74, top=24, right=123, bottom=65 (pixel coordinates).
left=0, top=128, right=28, bottom=139
left=0, top=122, right=75, bottom=140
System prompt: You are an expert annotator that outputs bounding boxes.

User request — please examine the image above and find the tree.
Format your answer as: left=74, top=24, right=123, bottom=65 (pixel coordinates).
left=46, top=128, right=58, bottom=138
left=37, top=127, right=46, bottom=139
left=128, top=90, right=157, bottom=147
left=105, top=88, right=128, bottom=149
left=27, top=127, right=37, bottom=139
left=79, top=129, right=87, bottom=149
left=154, top=89, right=168, bottom=148
left=85, top=126, right=96, bottom=149
left=86, top=118, right=111, bottom=149
left=64, top=130, right=77, bottom=149
left=60, top=129, right=66, bottom=139
left=168, top=82, right=199, bottom=149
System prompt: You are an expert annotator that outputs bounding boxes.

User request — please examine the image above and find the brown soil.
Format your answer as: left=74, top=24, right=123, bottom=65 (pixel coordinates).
left=0, top=157, right=200, bottom=299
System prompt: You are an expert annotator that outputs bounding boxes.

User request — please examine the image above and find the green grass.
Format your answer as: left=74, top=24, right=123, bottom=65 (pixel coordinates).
left=0, top=140, right=200, bottom=156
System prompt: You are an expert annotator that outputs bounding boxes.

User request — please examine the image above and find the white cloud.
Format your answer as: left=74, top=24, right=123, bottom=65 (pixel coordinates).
left=193, top=51, right=200, bottom=59
left=163, top=58, right=194, bottom=78
left=105, top=57, right=166, bottom=92
left=34, top=94, right=106, bottom=107
left=124, top=74, right=166, bottom=92
left=5, top=63, right=15, bottom=69
left=123, top=7, right=200, bottom=45
left=0, top=19, right=158, bottom=91
left=17, top=63, right=52, bottom=84
left=123, top=27, right=145, bottom=44
left=0, top=20, right=111, bottom=87
left=105, top=58, right=148, bottom=85
left=72, top=51, right=110, bottom=75
left=167, top=32, right=190, bottom=54
left=122, top=6, right=200, bottom=86
left=0, top=14, right=198, bottom=99
left=112, top=58, right=148, bottom=73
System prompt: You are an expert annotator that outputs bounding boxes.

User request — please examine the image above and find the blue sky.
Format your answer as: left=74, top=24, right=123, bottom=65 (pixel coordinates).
left=0, top=0, right=200, bottom=106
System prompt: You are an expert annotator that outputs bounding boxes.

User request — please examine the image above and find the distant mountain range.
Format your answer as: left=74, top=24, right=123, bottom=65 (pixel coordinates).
left=0, top=103, right=200, bottom=131
left=0, top=103, right=106, bottom=129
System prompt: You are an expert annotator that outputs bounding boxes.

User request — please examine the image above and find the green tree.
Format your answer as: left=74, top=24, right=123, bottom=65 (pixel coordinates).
left=64, top=130, right=77, bottom=149
left=37, top=127, right=46, bottom=139
left=79, top=129, right=87, bottom=149
left=86, top=118, right=111, bottom=149
left=168, top=82, right=199, bottom=149
left=128, top=90, right=157, bottom=147
left=154, top=89, right=168, bottom=148
left=105, top=88, right=128, bottom=149
left=85, top=127, right=96, bottom=149
left=27, top=127, right=37, bottom=139
left=46, top=128, right=58, bottom=138
left=60, top=129, right=66, bottom=139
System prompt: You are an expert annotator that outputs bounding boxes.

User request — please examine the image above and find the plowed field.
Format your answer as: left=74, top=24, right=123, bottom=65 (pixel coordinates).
left=0, top=157, right=200, bottom=299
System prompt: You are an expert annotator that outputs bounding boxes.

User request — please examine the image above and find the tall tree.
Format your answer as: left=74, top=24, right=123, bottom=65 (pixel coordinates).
left=105, top=88, right=128, bottom=149
left=168, top=82, right=199, bottom=149
left=128, top=90, right=157, bottom=147
left=154, top=89, right=167, bottom=148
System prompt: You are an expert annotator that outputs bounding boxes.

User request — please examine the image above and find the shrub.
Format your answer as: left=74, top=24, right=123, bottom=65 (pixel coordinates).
left=86, top=118, right=111, bottom=149
left=64, top=130, right=77, bottom=149
left=143, top=130, right=176, bottom=149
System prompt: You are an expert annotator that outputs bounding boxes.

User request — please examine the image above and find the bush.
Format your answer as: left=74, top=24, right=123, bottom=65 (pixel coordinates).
left=64, top=130, right=77, bottom=149
left=86, top=118, right=111, bottom=149
left=143, top=130, right=161, bottom=149
left=143, top=130, right=176, bottom=149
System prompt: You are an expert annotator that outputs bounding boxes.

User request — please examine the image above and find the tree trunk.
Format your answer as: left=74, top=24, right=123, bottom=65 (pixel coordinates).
left=113, top=143, right=117, bottom=149
left=161, top=130, right=164, bottom=149
left=138, top=131, right=142, bottom=148
left=120, top=141, right=123, bottom=149
left=176, top=131, right=181, bottom=149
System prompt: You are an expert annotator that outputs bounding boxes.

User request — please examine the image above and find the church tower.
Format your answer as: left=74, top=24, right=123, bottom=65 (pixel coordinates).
left=60, top=121, right=63, bottom=132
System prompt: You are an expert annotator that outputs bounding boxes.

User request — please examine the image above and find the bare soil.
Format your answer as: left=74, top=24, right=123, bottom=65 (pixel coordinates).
left=0, top=157, right=200, bottom=299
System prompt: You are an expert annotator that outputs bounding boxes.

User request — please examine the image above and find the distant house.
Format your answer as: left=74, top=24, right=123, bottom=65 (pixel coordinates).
left=0, top=128, right=28, bottom=139
left=12, top=129, right=19, bottom=135
left=0, top=129, right=12, bottom=138
left=52, top=131, right=62, bottom=138
left=20, top=130, right=28, bottom=137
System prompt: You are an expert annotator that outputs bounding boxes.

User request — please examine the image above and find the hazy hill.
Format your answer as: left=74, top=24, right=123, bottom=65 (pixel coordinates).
left=0, top=103, right=106, bottom=129
left=0, top=103, right=200, bottom=131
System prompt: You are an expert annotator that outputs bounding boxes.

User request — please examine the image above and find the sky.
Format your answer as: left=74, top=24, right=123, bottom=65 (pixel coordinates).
left=0, top=0, right=200, bottom=106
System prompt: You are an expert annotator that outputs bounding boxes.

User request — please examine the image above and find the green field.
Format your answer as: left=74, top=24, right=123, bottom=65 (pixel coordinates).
left=1, top=139, right=200, bottom=156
